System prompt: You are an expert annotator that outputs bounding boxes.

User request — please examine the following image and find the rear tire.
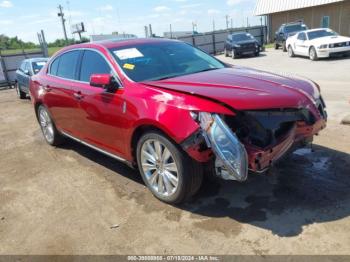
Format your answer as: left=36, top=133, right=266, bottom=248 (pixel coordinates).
left=309, top=47, right=318, bottom=61
left=37, top=105, right=65, bottom=146
left=288, top=45, right=295, bottom=57
left=15, top=83, right=26, bottom=99
left=136, top=131, right=203, bottom=204
left=282, top=41, right=287, bottom=52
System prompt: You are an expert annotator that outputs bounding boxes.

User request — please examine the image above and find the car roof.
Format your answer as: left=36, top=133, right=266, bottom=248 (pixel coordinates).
left=59, top=38, right=181, bottom=52
left=282, top=22, right=305, bottom=26
left=302, top=28, right=333, bottom=33
left=23, top=57, right=49, bottom=63
left=232, top=32, right=251, bottom=35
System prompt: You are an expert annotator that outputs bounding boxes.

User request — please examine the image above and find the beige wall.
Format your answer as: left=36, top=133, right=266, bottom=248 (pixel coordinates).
left=269, top=1, right=350, bottom=41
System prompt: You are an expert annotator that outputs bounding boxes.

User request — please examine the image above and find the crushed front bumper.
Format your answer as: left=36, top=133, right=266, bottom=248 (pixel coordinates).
left=183, top=112, right=327, bottom=182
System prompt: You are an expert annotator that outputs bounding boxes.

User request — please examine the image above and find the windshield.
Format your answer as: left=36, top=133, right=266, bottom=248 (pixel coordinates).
left=285, top=24, right=307, bottom=33
left=32, top=61, right=47, bottom=74
left=109, top=41, right=225, bottom=82
left=307, top=29, right=338, bottom=40
left=232, top=33, right=254, bottom=41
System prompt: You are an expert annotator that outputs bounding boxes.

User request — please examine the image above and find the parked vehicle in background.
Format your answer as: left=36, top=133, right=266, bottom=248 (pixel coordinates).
left=275, top=22, right=308, bottom=52
left=224, top=32, right=260, bottom=59
left=15, top=58, right=48, bottom=99
left=287, top=28, right=350, bottom=61
left=30, top=39, right=327, bottom=204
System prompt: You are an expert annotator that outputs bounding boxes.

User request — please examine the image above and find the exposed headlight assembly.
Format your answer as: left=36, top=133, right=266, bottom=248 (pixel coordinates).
left=195, top=112, right=248, bottom=181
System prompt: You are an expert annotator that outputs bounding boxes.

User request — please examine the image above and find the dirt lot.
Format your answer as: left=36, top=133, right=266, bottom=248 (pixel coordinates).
left=1, top=49, right=350, bottom=255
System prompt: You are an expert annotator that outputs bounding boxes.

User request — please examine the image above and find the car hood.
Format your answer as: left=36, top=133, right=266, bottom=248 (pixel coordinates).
left=143, top=67, right=319, bottom=112
left=310, top=35, right=350, bottom=44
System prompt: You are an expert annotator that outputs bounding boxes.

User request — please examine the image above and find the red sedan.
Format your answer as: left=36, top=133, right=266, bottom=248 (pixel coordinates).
left=30, top=38, right=327, bottom=204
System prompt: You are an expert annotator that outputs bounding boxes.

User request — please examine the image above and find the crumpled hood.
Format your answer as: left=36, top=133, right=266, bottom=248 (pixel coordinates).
left=143, top=67, right=319, bottom=111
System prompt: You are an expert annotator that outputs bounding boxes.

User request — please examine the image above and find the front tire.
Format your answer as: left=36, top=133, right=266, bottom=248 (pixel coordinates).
left=274, top=42, right=279, bottom=50
left=224, top=48, right=228, bottom=57
left=288, top=45, right=295, bottom=57
left=309, top=47, right=318, bottom=61
left=37, top=105, right=64, bottom=146
left=232, top=49, right=237, bottom=59
left=136, top=131, right=203, bottom=204
left=15, top=82, right=26, bottom=99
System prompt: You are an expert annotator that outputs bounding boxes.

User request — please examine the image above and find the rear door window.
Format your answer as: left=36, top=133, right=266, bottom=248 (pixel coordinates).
left=79, top=50, right=111, bottom=83
left=56, top=50, right=81, bottom=80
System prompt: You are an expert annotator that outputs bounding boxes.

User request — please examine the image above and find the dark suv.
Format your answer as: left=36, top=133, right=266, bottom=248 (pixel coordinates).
left=275, top=22, right=308, bottom=52
left=224, top=32, right=260, bottom=59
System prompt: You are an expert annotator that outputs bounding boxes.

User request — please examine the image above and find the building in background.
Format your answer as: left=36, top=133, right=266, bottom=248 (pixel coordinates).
left=254, top=0, right=350, bottom=42
left=163, top=31, right=199, bottom=39
left=90, top=32, right=137, bottom=42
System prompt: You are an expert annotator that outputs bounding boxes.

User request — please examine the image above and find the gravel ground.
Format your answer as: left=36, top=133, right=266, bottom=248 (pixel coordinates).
left=0, top=49, right=350, bottom=255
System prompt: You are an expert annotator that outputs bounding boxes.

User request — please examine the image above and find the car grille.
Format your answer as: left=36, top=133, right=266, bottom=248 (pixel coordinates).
left=329, top=42, right=350, bottom=48
left=241, top=43, right=255, bottom=49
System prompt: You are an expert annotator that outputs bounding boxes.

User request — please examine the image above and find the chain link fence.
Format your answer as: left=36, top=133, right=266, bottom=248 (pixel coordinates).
left=169, top=25, right=267, bottom=55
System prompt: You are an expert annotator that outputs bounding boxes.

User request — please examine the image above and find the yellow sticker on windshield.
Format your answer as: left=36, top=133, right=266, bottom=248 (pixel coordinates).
left=123, top=63, right=135, bottom=70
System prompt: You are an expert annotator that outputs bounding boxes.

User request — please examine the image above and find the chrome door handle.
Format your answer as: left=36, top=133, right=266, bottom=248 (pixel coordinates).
left=73, top=91, right=84, bottom=100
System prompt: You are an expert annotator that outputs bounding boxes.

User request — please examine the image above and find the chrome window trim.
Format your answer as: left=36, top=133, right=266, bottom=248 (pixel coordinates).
left=60, top=130, right=131, bottom=165
left=47, top=47, right=124, bottom=89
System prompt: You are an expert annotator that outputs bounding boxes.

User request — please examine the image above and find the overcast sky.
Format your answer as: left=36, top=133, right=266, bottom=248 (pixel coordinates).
left=0, top=0, right=261, bottom=43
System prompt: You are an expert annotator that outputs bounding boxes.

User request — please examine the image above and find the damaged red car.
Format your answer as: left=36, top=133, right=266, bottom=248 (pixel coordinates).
left=30, top=39, right=327, bottom=204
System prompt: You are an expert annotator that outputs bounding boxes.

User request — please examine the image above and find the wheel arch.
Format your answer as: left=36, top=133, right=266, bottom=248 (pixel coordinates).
left=34, top=101, right=43, bottom=121
left=130, top=124, right=182, bottom=167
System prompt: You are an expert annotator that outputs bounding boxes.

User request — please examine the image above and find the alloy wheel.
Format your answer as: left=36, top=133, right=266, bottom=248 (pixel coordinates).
left=288, top=46, right=294, bottom=57
left=141, top=139, right=179, bottom=197
left=310, top=48, right=317, bottom=60
left=39, top=108, right=54, bottom=143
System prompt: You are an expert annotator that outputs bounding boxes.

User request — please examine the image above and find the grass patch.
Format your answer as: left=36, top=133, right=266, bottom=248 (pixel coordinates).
left=0, top=47, right=63, bottom=57
left=265, top=43, right=275, bottom=49
left=48, top=47, right=62, bottom=56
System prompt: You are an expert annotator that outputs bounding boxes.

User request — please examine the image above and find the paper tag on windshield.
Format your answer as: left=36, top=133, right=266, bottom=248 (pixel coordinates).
left=114, top=48, right=143, bottom=60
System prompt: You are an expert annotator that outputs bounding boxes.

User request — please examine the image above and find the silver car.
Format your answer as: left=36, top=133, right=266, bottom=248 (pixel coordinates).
left=15, top=58, right=48, bottom=99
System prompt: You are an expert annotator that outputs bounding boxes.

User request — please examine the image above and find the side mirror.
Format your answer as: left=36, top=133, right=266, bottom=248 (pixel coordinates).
left=90, top=74, right=119, bottom=93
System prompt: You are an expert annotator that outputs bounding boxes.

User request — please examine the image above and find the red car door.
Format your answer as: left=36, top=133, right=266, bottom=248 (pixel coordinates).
left=43, top=50, right=82, bottom=136
left=71, top=50, right=127, bottom=157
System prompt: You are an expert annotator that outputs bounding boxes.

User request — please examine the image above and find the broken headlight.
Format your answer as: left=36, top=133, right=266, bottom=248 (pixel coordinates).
left=194, top=112, right=248, bottom=181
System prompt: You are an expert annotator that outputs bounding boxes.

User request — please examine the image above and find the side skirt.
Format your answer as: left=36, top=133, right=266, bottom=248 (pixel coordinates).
left=60, top=131, right=134, bottom=168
